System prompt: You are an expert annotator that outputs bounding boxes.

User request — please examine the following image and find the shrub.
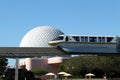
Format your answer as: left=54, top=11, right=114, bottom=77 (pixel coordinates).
left=32, top=68, right=48, bottom=76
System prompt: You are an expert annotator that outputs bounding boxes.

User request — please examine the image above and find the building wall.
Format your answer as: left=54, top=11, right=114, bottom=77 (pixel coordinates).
left=19, top=57, right=68, bottom=74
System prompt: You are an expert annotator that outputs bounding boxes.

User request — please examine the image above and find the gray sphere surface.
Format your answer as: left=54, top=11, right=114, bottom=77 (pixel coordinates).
left=19, top=26, right=64, bottom=47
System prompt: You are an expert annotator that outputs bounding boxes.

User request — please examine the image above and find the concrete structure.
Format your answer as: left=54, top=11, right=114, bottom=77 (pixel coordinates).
left=19, top=57, right=68, bottom=74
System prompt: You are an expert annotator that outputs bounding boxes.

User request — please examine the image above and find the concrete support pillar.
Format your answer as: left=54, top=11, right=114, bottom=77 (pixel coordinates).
left=15, top=58, right=19, bottom=80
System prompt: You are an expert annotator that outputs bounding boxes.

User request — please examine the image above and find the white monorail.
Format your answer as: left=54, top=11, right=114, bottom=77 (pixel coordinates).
left=48, top=35, right=118, bottom=53
left=49, top=35, right=116, bottom=45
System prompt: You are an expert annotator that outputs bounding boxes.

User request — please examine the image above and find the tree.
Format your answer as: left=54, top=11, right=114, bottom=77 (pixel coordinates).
left=2, top=68, right=35, bottom=80
left=2, top=68, right=15, bottom=80
left=59, top=56, right=120, bottom=78
left=0, top=58, right=8, bottom=75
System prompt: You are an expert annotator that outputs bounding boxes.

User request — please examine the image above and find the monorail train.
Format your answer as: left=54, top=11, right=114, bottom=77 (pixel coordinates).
left=48, top=35, right=117, bottom=45
left=48, top=35, right=119, bottom=53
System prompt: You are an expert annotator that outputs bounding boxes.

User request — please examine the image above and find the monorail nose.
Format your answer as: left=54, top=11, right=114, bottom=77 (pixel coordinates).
left=48, top=40, right=63, bottom=46
left=48, top=41, right=56, bottom=46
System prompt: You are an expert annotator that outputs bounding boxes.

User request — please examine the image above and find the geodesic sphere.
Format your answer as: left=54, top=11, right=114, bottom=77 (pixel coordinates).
left=19, top=26, right=64, bottom=47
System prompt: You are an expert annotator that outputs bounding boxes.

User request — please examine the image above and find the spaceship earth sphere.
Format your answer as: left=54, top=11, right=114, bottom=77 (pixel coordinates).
left=19, top=26, right=64, bottom=47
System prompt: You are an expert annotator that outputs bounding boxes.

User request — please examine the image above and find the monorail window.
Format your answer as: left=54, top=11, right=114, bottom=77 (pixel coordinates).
left=107, top=37, right=113, bottom=42
left=81, top=37, right=84, bottom=42
left=81, top=36, right=86, bottom=42
left=101, top=37, right=105, bottom=42
left=85, top=37, right=88, bottom=42
left=81, top=36, right=88, bottom=42
left=73, top=36, right=79, bottom=41
left=98, top=37, right=102, bottom=42
left=57, top=36, right=64, bottom=40
left=98, top=37, right=105, bottom=42
left=89, top=37, right=97, bottom=42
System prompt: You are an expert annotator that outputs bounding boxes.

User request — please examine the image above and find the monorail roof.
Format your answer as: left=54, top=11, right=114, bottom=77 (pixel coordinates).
left=59, top=34, right=116, bottom=37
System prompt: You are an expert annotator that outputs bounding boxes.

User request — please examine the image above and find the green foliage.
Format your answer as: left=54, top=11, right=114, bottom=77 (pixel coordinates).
left=2, top=68, right=35, bottom=80
left=59, top=56, right=120, bottom=78
left=25, top=71, right=35, bottom=80
left=0, top=58, right=8, bottom=75
left=3, top=69, right=15, bottom=80
left=32, top=68, right=48, bottom=76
